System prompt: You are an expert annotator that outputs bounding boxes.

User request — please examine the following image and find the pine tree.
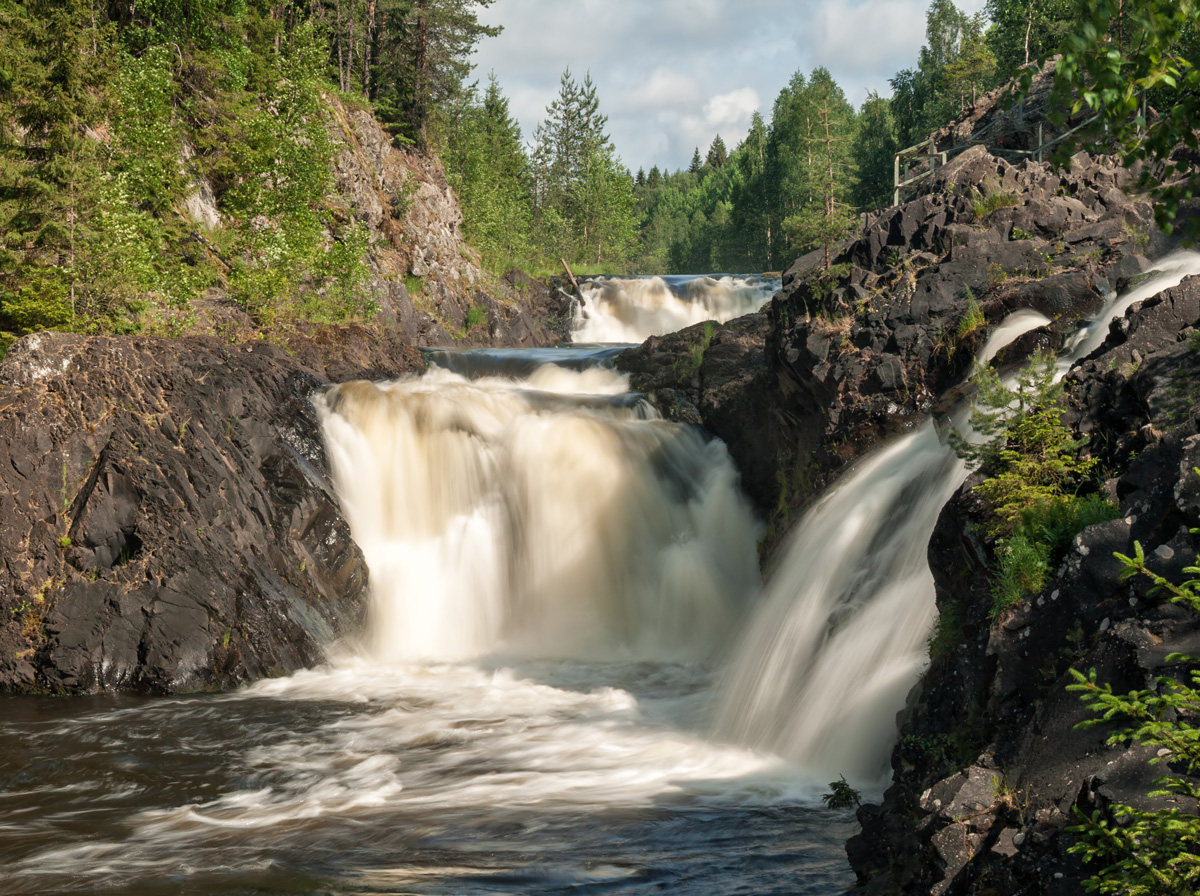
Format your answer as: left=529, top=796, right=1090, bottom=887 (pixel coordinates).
left=706, top=134, right=728, bottom=170
left=531, top=69, right=635, bottom=266
left=783, top=93, right=859, bottom=272
left=443, top=73, right=533, bottom=269
left=1, top=0, right=112, bottom=331
left=852, top=91, right=899, bottom=210
left=370, top=0, right=501, bottom=144
left=688, top=147, right=703, bottom=174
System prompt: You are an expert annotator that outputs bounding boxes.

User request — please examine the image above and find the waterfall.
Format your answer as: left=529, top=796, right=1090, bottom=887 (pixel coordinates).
left=572, top=274, right=777, bottom=343
left=316, top=363, right=762, bottom=663
left=716, top=251, right=1200, bottom=785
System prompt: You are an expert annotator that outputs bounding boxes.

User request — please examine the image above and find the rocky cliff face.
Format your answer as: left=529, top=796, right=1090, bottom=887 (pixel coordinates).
left=324, top=97, right=571, bottom=347
left=621, top=144, right=1165, bottom=547
left=183, top=93, right=571, bottom=350
left=0, top=330, right=429, bottom=694
left=846, top=275, right=1200, bottom=896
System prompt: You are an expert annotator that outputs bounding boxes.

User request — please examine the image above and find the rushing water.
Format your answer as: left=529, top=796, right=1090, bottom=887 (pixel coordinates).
left=0, top=275, right=849, bottom=896
left=572, top=274, right=778, bottom=343
left=716, top=250, right=1200, bottom=784
left=5, top=259, right=1196, bottom=894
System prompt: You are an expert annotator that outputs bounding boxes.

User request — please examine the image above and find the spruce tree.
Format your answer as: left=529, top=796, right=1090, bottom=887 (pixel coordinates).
left=706, top=134, right=728, bottom=169
left=2, top=0, right=111, bottom=331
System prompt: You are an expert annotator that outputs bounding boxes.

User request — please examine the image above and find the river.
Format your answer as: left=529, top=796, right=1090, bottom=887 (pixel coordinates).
left=0, top=274, right=860, bottom=895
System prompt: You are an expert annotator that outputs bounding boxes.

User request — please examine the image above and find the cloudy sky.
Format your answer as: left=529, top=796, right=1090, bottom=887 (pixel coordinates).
left=472, top=0, right=987, bottom=174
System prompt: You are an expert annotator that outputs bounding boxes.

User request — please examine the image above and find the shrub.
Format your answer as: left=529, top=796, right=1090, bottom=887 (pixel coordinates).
left=956, top=288, right=987, bottom=344
left=991, top=532, right=1050, bottom=616
left=1068, top=528, right=1200, bottom=895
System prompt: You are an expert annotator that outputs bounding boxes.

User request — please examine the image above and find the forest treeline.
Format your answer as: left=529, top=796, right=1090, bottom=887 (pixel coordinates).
left=0, top=0, right=505, bottom=349
left=445, top=0, right=1093, bottom=276
left=0, top=0, right=1196, bottom=350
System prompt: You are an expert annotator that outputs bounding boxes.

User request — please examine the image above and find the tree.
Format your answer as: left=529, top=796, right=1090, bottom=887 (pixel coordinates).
left=706, top=134, right=728, bottom=170
left=1041, top=0, right=1200, bottom=235
left=985, top=0, right=1075, bottom=74
left=890, top=0, right=976, bottom=146
left=1068, top=534, right=1200, bottom=895
left=945, top=12, right=997, bottom=108
left=1, top=0, right=112, bottom=329
left=531, top=69, right=636, bottom=266
left=370, top=0, right=501, bottom=143
left=442, top=73, right=534, bottom=268
left=783, top=93, right=859, bottom=271
left=852, top=91, right=899, bottom=210
left=688, top=146, right=704, bottom=174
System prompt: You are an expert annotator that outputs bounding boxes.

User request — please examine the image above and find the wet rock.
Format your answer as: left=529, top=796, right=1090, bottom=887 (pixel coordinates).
left=0, top=332, right=394, bottom=694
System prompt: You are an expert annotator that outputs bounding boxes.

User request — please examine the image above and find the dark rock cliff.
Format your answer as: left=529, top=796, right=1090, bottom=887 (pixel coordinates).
left=846, top=276, right=1200, bottom=895
left=620, top=145, right=1164, bottom=549
left=0, top=330, right=426, bottom=694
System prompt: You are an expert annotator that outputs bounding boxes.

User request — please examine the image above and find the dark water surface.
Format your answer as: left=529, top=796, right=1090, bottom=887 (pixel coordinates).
left=0, top=662, right=855, bottom=895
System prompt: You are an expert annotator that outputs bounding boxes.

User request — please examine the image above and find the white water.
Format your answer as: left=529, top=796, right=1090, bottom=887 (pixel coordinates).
left=318, top=365, right=761, bottom=663
left=572, top=274, right=777, bottom=343
left=716, top=250, right=1200, bottom=786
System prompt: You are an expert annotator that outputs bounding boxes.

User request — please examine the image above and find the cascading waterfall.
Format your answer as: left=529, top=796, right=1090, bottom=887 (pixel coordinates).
left=317, top=362, right=762, bottom=663
left=572, top=274, right=778, bottom=343
left=715, top=250, right=1200, bottom=785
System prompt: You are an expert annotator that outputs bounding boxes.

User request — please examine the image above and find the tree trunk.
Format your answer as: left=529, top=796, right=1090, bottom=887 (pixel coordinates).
left=363, top=0, right=375, bottom=98
left=414, top=9, right=428, bottom=139
left=1024, top=1, right=1033, bottom=66
left=336, top=0, right=346, bottom=92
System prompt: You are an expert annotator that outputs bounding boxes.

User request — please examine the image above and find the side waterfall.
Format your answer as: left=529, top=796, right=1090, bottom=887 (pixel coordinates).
left=716, top=251, right=1200, bottom=784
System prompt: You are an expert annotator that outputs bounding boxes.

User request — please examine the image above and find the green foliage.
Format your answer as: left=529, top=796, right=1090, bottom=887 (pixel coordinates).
left=954, top=351, right=1116, bottom=613
left=821, top=775, right=863, bottom=810
left=441, top=75, right=534, bottom=271
left=529, top=69, right=638, bottom=269
left=956, top=288, right=987, bottom=342
left=992, top=530, right=1050, bottom=614
left=972, top=181, right=1021, bottom=220
left=689, top=320, right=716, bottom=369
left=985, top=0, right=1075, bottom=75
left=465, top=304, right=486, bottom=331
left=956, top=351, right=1098, bottom=534
left=993, top=494, right=1120, bottom=614
left=1040, top=0, right=1200, bottom=236
left=368, top=0, right=501, bottom=144
left=1067, top=522, right=1200, bottom=895
left=403, top=274, right=425, bottom=298
left=852, top=91, right=899, bottom=211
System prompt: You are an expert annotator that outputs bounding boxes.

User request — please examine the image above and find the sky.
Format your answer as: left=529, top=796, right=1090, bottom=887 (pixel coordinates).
left=472, top=0, right=987, bottom=174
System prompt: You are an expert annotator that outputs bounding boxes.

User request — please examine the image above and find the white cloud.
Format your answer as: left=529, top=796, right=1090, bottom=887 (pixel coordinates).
left=471, top=0, right=992, bottom=171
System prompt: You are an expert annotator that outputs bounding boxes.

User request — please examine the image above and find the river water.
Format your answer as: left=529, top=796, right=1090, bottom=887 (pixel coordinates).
left=0, top=273, right=859, bottom=895
left=7, top=257, right=1200, bottom=895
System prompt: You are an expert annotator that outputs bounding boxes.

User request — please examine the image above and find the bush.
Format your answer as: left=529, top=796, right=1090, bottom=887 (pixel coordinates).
left=991, top=532, right=1050, bottom=616
left=954, top=352, right=1117, bottom=612
left=1068, top=526, right=1200, bottom=895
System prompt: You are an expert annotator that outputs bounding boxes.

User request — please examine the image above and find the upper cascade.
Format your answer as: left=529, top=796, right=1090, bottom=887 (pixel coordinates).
left=571, top=275, right=778, bottom=344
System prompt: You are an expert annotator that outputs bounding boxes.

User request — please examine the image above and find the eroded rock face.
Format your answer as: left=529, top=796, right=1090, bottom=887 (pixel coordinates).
left=848, top=277, right=1200, bottom=895
left=327, top=97, right=572, bottom=348
left=620, top=147, right=1162, bottom=549
left=0, top=332, right=418, bottom=694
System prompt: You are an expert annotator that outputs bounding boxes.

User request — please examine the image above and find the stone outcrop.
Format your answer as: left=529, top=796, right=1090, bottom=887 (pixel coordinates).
left=847, top=276, right=1200, bottom=895
left=324, top=95, right=573, bottom=348
left=0, top=331, right=427, bottom=694
left=183, top=93, right=572, bottom=350
left=621, top=145, right=1165, bottom=547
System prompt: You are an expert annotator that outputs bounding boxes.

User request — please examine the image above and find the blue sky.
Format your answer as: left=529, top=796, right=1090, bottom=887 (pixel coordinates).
left=472, top=0, right=987, bottom=173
